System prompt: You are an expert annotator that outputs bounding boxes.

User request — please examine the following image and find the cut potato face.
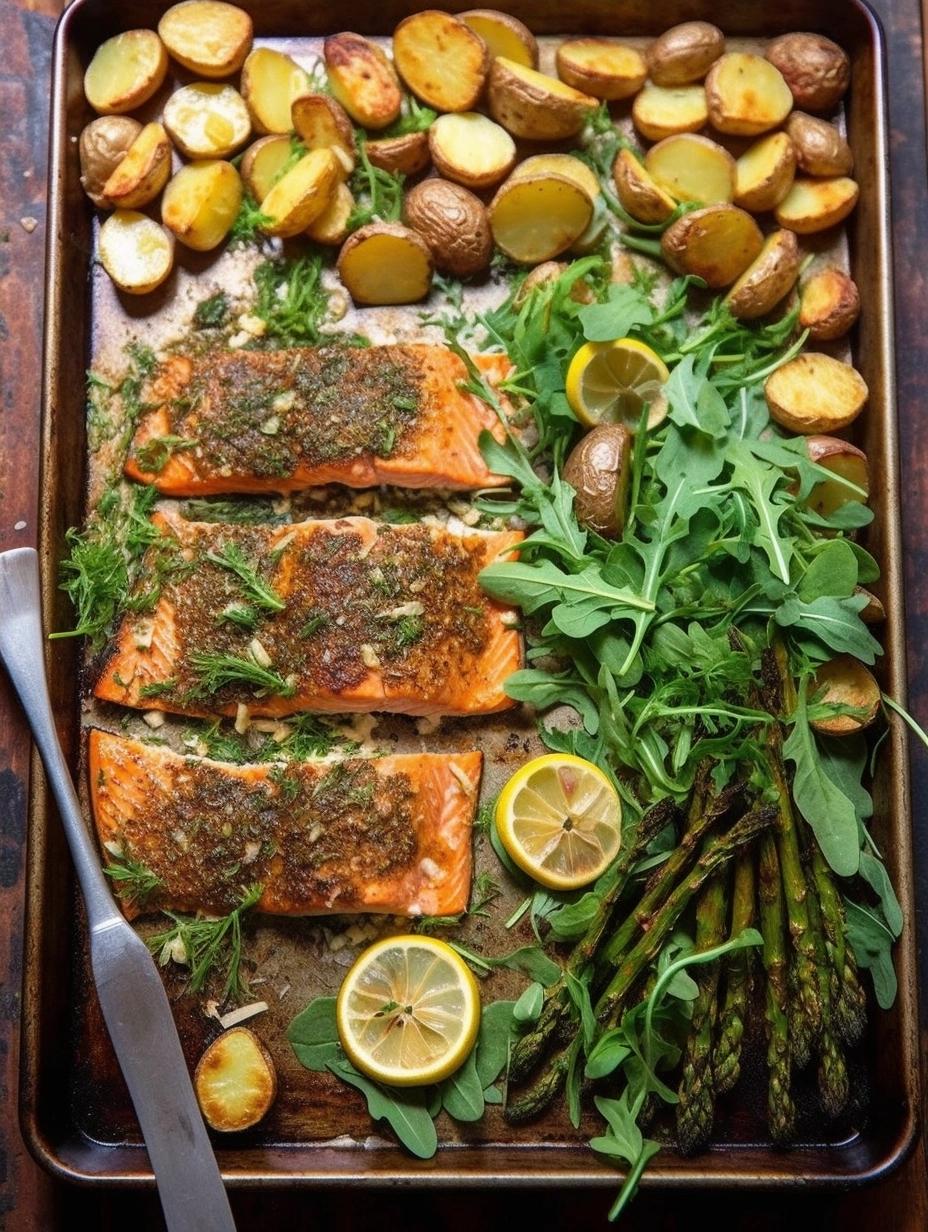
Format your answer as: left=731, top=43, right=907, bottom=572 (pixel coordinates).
left=157, top=1, right=253, bottom=78
left=367, top=131, right=431, bottom=177
left=461, top=10, right=538, bottom=68
left=787, top=112, right=854, bottom=177
left=612, top=149, right=675, bottom=224
left=734, top=132, right=796, bottom=213
left=429, top=112, right=516, bottom=189
left=765, top=353, right=868, bottom=433
left=240, top=134, right=292, bottom=203
left=194, top=1028, right=277, bottom=1133
left=645, top=133, right=734, bottom=206
left=393, top=10, right=489, bottom=112
left=555, top=39, right=647, bottom=101
left=99, top=210, right=174, bottom=295
left=100, top=121, right=172, bottom=210
left=661, top=204, right=763, bottom=288
left=774, top=176, right=859, bottom=233
left=403, top=178, right=492, bottom=278
left=805, top=435, right=869, bottom=520
left=705, top=53, right=793, bottom=136
left=632, top=82, right=708, bottom=144
left=291, top=93, right=355, bottom=172
left=163, top=82, right=251, bottom=159
left=646, top=22, right=725, bottom=87
left=725, top=229, right=800, bottom=320
left=488, top=57, right=597, bottom=141
left=766, top=32, right=850, bottom=112
left=337, top=222, right=434, bottom=305
left=161, top=159, right=242, bottom=251
left=810, top=656, right=881, bottom=736
left=511, top=153, right=600, bottom=202
left=306, top=181, right=354, bottom=246
left=260, top=148, right=340, bottom=238
left=489, top=173, right=594, bottom=264
left=80, top=116, right=143, bottom=208
left=799, top=266, right=861, bottom=340
left=242, top=48, right=310, bottom=134
left=84, top=29, right=169, bottom=115
left=324, top=32, right=402, bottom=130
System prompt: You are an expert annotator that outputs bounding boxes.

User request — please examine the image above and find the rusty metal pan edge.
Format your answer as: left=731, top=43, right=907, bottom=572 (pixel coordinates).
left=21, top=0, right=921, bottom=1189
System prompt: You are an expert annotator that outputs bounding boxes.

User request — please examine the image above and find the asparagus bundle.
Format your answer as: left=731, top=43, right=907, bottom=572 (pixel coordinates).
left=714, top=852, right=756, bottom=1094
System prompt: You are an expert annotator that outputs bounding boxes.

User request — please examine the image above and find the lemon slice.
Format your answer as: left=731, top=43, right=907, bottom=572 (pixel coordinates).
left=336, top=935, right=481, bottom=1087
left=495, top=753, right=622, bottom=890
left=566, top=337, right=670, bottom=430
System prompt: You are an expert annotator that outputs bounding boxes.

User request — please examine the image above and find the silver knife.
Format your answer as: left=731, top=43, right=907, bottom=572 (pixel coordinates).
left=0, top=547, right=237, bottom=1232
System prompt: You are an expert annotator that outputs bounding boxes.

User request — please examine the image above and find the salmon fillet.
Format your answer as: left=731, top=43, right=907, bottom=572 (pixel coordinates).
left=124, top=345, right=513, bottom=495
left=95, top=511, right=523, bottom=719
left=89, top=730, right=478, bottom=919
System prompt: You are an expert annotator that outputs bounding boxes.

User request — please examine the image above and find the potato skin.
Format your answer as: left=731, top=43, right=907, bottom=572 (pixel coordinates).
left=799, top=266, right=861, bottom=340
left=460, top=10, right=538, bottom=68
left=733, top=132, right=797, bottom=213
left=79, top=117, right=142, bottom=208
left=765, top=352, right=868, bottom=433
left=563, top=424, right=631, bottom=539
left=786, top=112, right=853, bottom=176
left=101, top=122, right=173, bottom=209
left=766, top=32, right=850, bottom=111
left=555, top=39, right=647, bottom=101
left=810, top=655, right=880, bottom=736
left=403, top=179, right=492, bottom=278
left=704, top=53, right=792, bottom=136
left=774, top=176, right=859, bottom=233
left=661, top=204, right=764, bottom=288
left=725, top=229, right=800, bottom=320
left=646, top=21, right=725, bottom=86
left=612, top=148, right=675, bottom=224
left=367, top=131, right=431, bottom=177
left=392, top=10, right=489, bottom=112
left=324, top=33, right=402, bottom=130
left=488, top=58, right=597, bottom=141
left=194, top=1028, right=277, bottom=1133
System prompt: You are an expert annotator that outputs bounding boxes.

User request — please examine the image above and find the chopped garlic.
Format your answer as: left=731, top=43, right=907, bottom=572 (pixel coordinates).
left=162, top=936, right=188, bottom=966
left=260, top=416, right=280, bottom=436
left=251, top=718, right=281, bottom=733
left=204, top=999, right=221, bottom=1021
left=273, top=528, right=297, bottom=555
left=248, top=638, right=272, bottom=668
left=272, top=390, right=296, bottom=413
left=272, top=722, right=292, bottom=743
left=278, top=983, right=291, bottom=1000
left=243, top=840, right=261, bottom=864
left=103, top=839, right=124, bottom=858
left=218, top=1001, right=269, bottom=1030
left=143, top=710, right=165, bottom=729
left=234, top=703, right=251, bottom=734
left=361, top=643, right=381, bottom=669
left=501, top=611, right=520, bottom=627
left=237, top=312, right=266, bottom=337
left=384, top=601, right=424, bottom=619
left=133, top=620, right=154, bottom=650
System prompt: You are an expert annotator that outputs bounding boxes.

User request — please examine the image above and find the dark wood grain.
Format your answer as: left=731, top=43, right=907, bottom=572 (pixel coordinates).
left=0, top=0, right=925, bottom=1227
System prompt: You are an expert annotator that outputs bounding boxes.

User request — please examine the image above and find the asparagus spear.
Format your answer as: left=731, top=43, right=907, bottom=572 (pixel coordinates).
left=714, top=851, right=756, bottom=1095
left=807, top=840, right=867, bottom=1047
left=802, top=853, right=850, bottom=1117
left=757, top=830, right=797, bottom=1144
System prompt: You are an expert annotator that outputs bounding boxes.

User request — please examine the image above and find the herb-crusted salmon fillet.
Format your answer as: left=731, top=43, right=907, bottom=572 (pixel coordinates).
left=123, top=345, right=512, bottom=494
left=89, top=731, right=479, bottom=919
left=94, top=512, right=523, bottom=718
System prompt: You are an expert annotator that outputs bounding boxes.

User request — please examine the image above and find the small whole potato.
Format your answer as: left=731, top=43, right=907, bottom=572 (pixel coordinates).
left=79, top=116, right=142, bottom=208
left=799, top=266, right=861, bottom=340
left=403, top=179, right=492, bottom=278
left=786, top=112, right=854, bottom=176
left=646, top=21, right=725, bottom=86
left=810, top=655, right=881, bottom=736
left=725, top=228, right=800, bottom=320
left=367, top=131, right=431, bottom=177
left=766, top=32, right=850, bottom=111
left=563, top=423, right=631, bottom=539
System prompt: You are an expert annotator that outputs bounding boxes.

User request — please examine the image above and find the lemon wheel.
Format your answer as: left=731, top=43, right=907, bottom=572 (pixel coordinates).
left=566, top=337, right=669, bottom=430
left=336, top=935, right=481, bottom=1087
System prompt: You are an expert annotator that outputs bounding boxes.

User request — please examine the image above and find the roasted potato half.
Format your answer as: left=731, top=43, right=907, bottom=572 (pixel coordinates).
left=403, top=178, right=493, bottom=277
left=84, top=29, right=169, bottom=115
left=163, top=83, right=251, bottom=159
left=195, top=1028, right=277, bottom=1133
left=774, top=176, right=859, bottom=233
left=632, top=82, right=708, bottom=143
left=338, top=222, right=434, bottom=305
left=555, top=39, right=647, bottom=101
left=157, top=1, right=253, bottom=78
left=241, top=48, right=310, bottom=135
left=291, top=94, right=355, bottom=172
left=367, top=132, right=431, bottom=177
left=766, top=32, right=850, bottom=112
left=260, top=148, right=341, bottom=238
left=810, top=656, right=881, bottom=736
left=805, top=435, right=869, bottom=520
left=101, top=121, right=173, bottom=210
left=563, top=424, right=632, bottom=539
left=324, top=32, right=402, bottom=130
left=307, top=181, right=355, bottom=246
left=733, top=131, right=797, bottom=213
left=489, top=173, right=594, bottom=264
left=646, top=22, right=725, bottom=86
left=240, top=134, right=293, bottom=203
left=724, top=229, right=800, bottom=320
left=80, top=116, right=143, bottom=208
left=645, top=133, right=735, bottom=206
left=799, top=266, right=861, bottom=340
left=856, top=588, right=886, bottom=625
left=393, top=10, right=489, bottom=112
left=161, top=159, right=242, bottom=251
left=705, top=53, right=793, bottom=136
left=98, top=210, right=175, bottom=295
left=461, top=10, right=538, bottom=68
left=786, top=112, right=854, bottom=177
left=488, top=57, right=597, bottom=141
left=661, top=204, right=763, bottom=288
left=429, top=112, right=516, bottom=189
left=612, top=149, right=675, bottom=224
left=510, top=153, right=600, bottom=202
left=765, top=352, right=868, bottom=433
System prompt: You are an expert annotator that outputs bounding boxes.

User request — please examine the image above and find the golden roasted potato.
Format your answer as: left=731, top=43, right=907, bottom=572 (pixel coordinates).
left=733, top=131, right=797, bottom=212
left=307, top=181, right=354, bottom=246
left=645, top=133, right=735, bottom=205
left=101, top=121, right=172, bottom=210
left=428, top=112, right=516, bottom=189
left=724, top=229, right=800, bottom=320
left=79, top=116, right=142, bottom=208
left=260, top=148, right=340, bottom=238
left=324, top=32, right=402, bottom=130
left=338, top=222, right=434, bottom=305
left=563, top=424, right=631, bottom=538
left=632, top=82, right=708, bottom=143
left=161, top=159, right=242, bottom=251
left=810, top=656, right=880, bottom=736
left=195, top=1028, right=277, bottom=1133
left=461, top=9, right=538, bottom=67
left=646, top=22, right=725, bottom=86
left=98, top=210, right=174, bottom=295
left=510, top=153, right=600, bottom=201
left=805, top=435, right=869, bottom=519
left=774, top=176, right=859, bottom=233
left=240, top=134, right=292, bottom=203
left=366, top=131, right=431, bottom=176
left=403, top=178, right=492, bottom=277
left=555, top=39, right=647, bottom=101
left=799, top=266, right=861, bottom=340
left=766, top=32, right=850, bottom=111
left=393, top=10, right=489, bottom=112
left=765, top=352, right=868, bottom=433
left=612, top=149, right=675, bottom=224
left=660, top=204, right=763, bottom=288
left=291, top=93, right=355, bottom=172
left=84, top=29, right=169, bottom=115
left=786, top=111, right=854, bottom=176
left=489, top=172, right=594, bottom=264
left=241, top=48, right=311, bottom=134
left=704, top=53, right=793, bottom=136
left=157, top=1, right=253, bottom=78
left=488, top=57, right=597, bottom=141
left=163, top=82, right=251, bottom=159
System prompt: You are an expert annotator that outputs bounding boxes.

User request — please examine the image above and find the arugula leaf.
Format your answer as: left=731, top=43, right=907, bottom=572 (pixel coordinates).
left=579, top=283, right=654, bottom=341
left=327, top=1061, right=438, bottom=1158
left=474, top=1000, right=519, bottom=1089
left=844, top=899, right=898, bottom=1009
left=798, top=539, right=859, bottom=601
left=439, top=1050, right=484, bottom=1122
left=450, top=941, right=561, bottom=985
left=513, top=982, right=545, bottom=1025
left=775, top=594, right=881, bottom=662
left=286, top=996, right=342, bottom=1071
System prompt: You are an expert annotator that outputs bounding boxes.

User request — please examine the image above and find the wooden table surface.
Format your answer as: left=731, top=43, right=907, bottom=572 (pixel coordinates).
left=1, top=1, right=926, bottom=1227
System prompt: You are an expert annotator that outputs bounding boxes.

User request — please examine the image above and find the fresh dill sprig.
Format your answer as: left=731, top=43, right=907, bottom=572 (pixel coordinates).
left=380, top=95, right=438, bottom=137
left=470, top=870, right=502, bottom=917
left=139, top=679, right=177, bottom=698
left=193, top=291, right=230, bottom=329
left=218, top=601, right=260, bottom=631
left=180, top=497, right=288, bottom=525
left=187, top=651, right=297, bottom=699
left=348, top=135, right=405, bottom=230
left=148, top=884, right=263, bottom=1002
left=252, top=254, right=332, bottom=347
left=104, top=852, right=162, bottom=909
left=182, top=713, right=354, bottom=764
left=204, top=540, right=286, bottom=612
left=475, top=795, right=498, bottom=835
left=229, top=192, right=273, bottom=245
left=134, top=434, right=197, bottom=474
